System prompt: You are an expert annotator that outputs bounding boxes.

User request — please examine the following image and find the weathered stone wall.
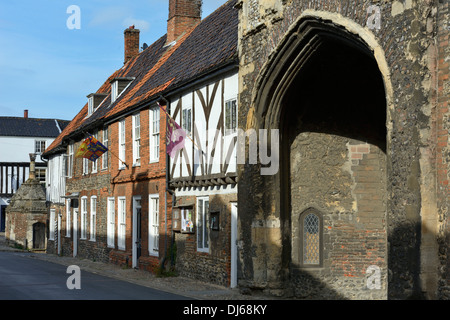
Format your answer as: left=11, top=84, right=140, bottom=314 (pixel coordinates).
left=237, top=0, right=444, bottom=299
left=174, top=191, right=237, bottom=287
left=59, top=165, right=112, bottom=261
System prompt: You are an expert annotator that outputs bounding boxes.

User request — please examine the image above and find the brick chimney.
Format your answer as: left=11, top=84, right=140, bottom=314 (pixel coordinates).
left=167, top=0, right=202, bottom=44
left=24, top=110, right=28, bottom=118
left=124, top=25, right=140, bottom=64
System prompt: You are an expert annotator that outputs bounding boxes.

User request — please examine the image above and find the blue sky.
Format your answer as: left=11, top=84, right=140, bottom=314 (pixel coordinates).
left=0, top=0, right=227, bottom=121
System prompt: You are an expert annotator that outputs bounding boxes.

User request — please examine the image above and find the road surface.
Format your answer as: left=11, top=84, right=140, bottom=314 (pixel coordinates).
left=0, top=252, right=191, bottom=300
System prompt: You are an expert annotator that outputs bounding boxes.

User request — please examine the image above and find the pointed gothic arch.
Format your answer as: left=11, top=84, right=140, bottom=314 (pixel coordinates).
left=243, top=12, right=392, bottom=299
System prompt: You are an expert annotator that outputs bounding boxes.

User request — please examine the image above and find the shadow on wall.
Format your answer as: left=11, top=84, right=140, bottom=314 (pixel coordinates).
left=237, top=191, right=444, bottom=300
left=173, top=187, right=237, bottom=288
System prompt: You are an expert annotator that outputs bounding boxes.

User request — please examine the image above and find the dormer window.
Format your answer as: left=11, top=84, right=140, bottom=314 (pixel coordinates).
left=87, top=93, right=108, bottom=116
left=88, top=96, right=94, bottom=115
left=110, top=77, right=134, bottom=103
left=111, top=81, right=118, bottom=103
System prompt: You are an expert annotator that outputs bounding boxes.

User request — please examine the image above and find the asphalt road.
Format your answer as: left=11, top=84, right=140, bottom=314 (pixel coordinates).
left=0, top=252, right=191, bottom=300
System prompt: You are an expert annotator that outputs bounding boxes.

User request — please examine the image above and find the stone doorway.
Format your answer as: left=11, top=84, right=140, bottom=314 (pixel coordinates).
left=33, top=222, right=46, bottom=250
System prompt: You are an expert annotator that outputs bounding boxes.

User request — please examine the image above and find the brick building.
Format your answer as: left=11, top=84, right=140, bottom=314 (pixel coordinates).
left=236, top=0, right=449, bottom=299
left=43, top=0, right=239, bottom=282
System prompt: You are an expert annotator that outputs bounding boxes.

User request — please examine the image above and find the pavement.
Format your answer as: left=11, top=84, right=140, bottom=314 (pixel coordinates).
left=0, top=232, right=269, bottom=300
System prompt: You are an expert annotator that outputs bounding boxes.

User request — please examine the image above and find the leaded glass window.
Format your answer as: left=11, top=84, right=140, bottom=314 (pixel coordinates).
left=300, top=209, right=322, bottom=267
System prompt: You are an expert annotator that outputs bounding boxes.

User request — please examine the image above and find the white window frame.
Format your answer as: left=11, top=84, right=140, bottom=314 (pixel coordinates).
left=132, top=113, right=141, bottom=166
left=118, top=196, right=126, bottom=250
left=107, top=197, right=115, bottom=248
left=66, top=199, right=71, bottom=237
left=111, top=81, right=118, bottom=103
left=82, top=158, right=89, bottom=175
left=34, top=140, right=47, bottom=154
left=88, top=96, right=94, bottom=116
left=102, top=126, right=109, bottom=170
left=35, top=140, right=46, bottom=154
left=49, top=209, right=55, bottom=241
left=225, top=98, right=237, bottom=135
left=68, top=143, right=74, bottom=178
left=148, top=194, right=159, bottom=256
left=149, top=107, right=160, bottom=163
left=118, top=119, right=126, bottom=169
left=80, top=196, right=88, bottom=240
left=90, top=196, right=97, bottom=241
left=182, top=104, right=192, bottom=135
left=197, top=197, right=209, bottom=253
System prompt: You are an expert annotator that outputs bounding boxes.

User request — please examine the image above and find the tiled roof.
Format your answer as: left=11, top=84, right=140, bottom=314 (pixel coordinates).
left=44, top=0, right=237, bottom=157
left=0, top=117, right=70, bottom=138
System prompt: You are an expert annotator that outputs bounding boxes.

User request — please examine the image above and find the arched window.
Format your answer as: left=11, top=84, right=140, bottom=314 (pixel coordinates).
left=300, top=209, right=322, bottom=267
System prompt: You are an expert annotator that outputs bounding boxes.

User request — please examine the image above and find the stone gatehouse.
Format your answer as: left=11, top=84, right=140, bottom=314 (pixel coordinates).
left=236, top=0, right=449, bottom=299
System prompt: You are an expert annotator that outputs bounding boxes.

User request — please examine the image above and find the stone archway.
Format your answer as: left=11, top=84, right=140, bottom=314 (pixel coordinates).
left=242, top=15, right=391, bottom=299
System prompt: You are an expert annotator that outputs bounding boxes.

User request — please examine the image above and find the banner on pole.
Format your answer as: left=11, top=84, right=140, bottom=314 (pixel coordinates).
left=75, top=135, right=108, bottom=162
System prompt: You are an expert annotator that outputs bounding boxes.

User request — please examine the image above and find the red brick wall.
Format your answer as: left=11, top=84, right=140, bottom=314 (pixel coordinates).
left=124, top=26, right=140, bottom=64
left=435, top=0, right=450, bottom=299
left=106, top=106, right=173, bottom=271
left=57, top=105, right=173, bottom=273
left=167, top=0, right=201, bottom=43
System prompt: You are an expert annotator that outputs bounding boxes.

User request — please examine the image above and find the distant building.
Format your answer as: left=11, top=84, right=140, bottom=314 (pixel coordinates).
left=0, top=110, right=69, bottom=232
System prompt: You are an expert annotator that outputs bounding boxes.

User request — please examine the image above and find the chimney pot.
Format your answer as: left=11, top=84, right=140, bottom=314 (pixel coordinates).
left=24, top=110, right=28, bottom=118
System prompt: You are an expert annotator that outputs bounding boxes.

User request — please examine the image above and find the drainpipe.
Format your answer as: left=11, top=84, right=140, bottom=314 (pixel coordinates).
left=159, top=95, right=175, bottom=269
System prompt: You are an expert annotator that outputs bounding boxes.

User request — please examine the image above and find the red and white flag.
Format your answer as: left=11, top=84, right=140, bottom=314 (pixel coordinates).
left=158, top=102, right=186, bottom=158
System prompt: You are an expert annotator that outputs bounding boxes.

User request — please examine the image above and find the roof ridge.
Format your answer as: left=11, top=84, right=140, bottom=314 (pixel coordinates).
left=0, top=116, right=69, bottom=121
